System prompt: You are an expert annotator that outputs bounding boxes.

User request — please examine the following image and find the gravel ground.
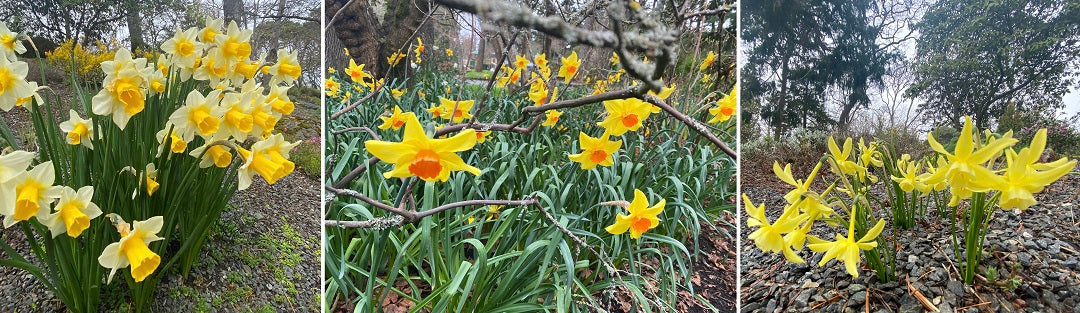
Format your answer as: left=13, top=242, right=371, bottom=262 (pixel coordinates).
left=740, top=173, right=1080, bottom=313
left=1, top=59, right=322, bottom=312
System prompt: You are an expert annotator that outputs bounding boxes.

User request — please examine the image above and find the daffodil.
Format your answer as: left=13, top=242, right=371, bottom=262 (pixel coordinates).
left=237, top=134, right=298, bottom=190
left=190, top=143, right=234, bottom=168
left=378, top=106, right=416, bottom=131
left=391, top=88, right=405, bottom=100
left=92, top=49, right=150, bottom=129
left=891, top=159, right=926, bottom=193
left=169, top=90, right=222, bottom=140
left=268, top=49, right=302, bottom=85
left=1, top=23, right=27, bottom=62
left=773, top=161, right=835, bottom=221
left=605, top=189, right=665, bottom=239
left=514, top=55, right=529, bottom=70
left=155, top=128, right=188, bottom=154
left=59, top=110, right=94, bottom=149
left=214, top=92, right=255, bottom=140
left=325, top=77, right=341, bottom=97
left=364, top=114, right=481, bottom=182
left=743, top=194, right=806, bottom=263
left=529, top=85, right=554, bottom=106
left=542, top=110, right=562, bottom=127
left=44, top=186, right=101, bottom=238
left=806, top=210, right=885, bottom=278
left=0, top=56, right=35, bottom=111
left=598, top=98, right=653, bottom=136
left=708, top=85, right=736, bottom=123
left=474, top=131, right=489, bottom=143
left=193, top=48, right=231, bottom=84
left=199, top=19, right=223, bottom=43
left=610, top=52, right=620, bottom=66
left=984, top=129, right=1076, bottom=210
left=446, top=48, right=453, bottom=57
left=98, top=215, right=164, bottom=283
left=387, top=51, right=405, bottom=66
left=215, top=21, right=252, bottom=63
left=345, top=59, right=372, bottom=84
left=827, top=137, right=867, bottom=179
left=437, top=97, right=474, bottom=123
left=160, top=27, right=203, bottom=69
left=922, top=116, right=1017, bottom=200
left=699, top=50, right=718, bottom=71
left=143, top=163, right=160, bottom=197
left=1, top=161, right=61, bottom=227
left=568, top=132, right=622, bottom=170
left=558, top=51, right=580, bottom=84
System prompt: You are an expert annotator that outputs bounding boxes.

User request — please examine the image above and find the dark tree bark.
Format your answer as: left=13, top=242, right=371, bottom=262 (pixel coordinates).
left=474, top=30, right=486, bottom=71
left=125, top=2, right=145, bottom=51
left=224, top=0, right=245, bottom=25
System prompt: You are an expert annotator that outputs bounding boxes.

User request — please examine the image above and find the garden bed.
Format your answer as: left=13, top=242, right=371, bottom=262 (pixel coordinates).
left=740, top=173, right=1080, bottom=312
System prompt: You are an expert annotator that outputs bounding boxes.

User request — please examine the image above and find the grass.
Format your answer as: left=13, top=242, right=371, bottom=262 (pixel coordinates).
left=324, top=66, right=735, bottom=312
left=464, top=70, right=493, bottom=80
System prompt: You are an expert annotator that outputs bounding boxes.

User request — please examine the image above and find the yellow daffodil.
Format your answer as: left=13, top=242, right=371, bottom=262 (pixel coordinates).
left=568, top=132, right=622, bottom=170
left=708, top=85, right=737, bottom=123
left=1, top=161, right=61, bottom=227
left=268, top=49, right=302, bottom=85
left=92, top=49, right=150, bottom=129
left=190, top=143, right=233, bottom=168
left=214, top=92, right=255, bottom=140
left=387, top=51, right=405, bottom=66
left=199, top=19, right=223, bottom=43
left=59, top=110, right=94, bottom=149
left=215, top=21, right=252, bottom=63
left=807, top=210, right=886, bottom=278
left=143, top=163, right=160, bottom=197
left=391, top=88, right=405, bottom=100
left=985, top=129, right=1076, bottom=210
left=558, top=51, right=580, bottom=84
left=156, top=128, right=188, bottom=154
left=237, top=134, right=298, bottom=190
left=44, top=186, right=101, bottom=238
left=514, top=55, right=529, bottom=70
left=1, top=23, right=27, bottom=62
left=542, top=110, right=562, bottom=127
left=857, top=139, right=883, bottom=168
left=364, top=114, right=481, bottom=182
left=169, top=89, right=222, bottom=140
left=0, top=57, right=36, bottom=111
left=528, top=86, right=554, bottom=106
left=325, top=77, right=341, bottom=97
left=610, top=52, right=620, bottom=66
left=345, top=59, right=372, bottom=84
left=160, top=27, right=203, bottom=69
left=446, top=49, right=453, bottom=57
left=827, top=137, right=866, bottom=178
left=378, top=106, right=415, bottom=131
left=922, top=116, right=1017, bottom=200
left=891, top=159, right=926, bottom=193
left=474, top=131, right=489, bottom=143
left=437, top=97, right=474, bottom=123
left=598, top=98, right=653, bottom=136
left=98, top=215, right=163, bottom=283
left=744, top=194, right=806, bottom=263
left=193, top=48, right=231, bottom=84
left=701, top=73, right=712, bottom=83
left=605, top=189, right=665, bottom=239
left=699, top=50, right=718, bottom=71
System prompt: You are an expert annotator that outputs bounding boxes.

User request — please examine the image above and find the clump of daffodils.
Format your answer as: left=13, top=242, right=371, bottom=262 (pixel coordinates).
left=0, top=18, right=303, bottom=289
left=743, top=115, right=1076, bottom=280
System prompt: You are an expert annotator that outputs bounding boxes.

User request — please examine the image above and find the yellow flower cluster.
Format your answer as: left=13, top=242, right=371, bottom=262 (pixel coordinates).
left=45, top=40, right=118, bottom=82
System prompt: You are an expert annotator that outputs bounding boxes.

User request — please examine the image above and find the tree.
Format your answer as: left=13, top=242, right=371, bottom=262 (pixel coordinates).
left=908, top=0, right=1080, bottom=129
left=0, top=0, right=125, bottom=45
left=327, top=0, right=432, bottom=81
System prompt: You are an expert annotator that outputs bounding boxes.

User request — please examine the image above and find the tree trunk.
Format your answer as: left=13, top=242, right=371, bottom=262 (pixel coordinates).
left=328, top=0, right=380, bottom=70
left=224, top=0, right=245, bottom=25
left=380, top=0, right=432, bottom=80
left=474, top=30, right=487, bottom=71
left=773, top=56, right=790, bottom=138
left=126, top=2, right=145, bottom=52
left=269, top=0, right=285, bottom=62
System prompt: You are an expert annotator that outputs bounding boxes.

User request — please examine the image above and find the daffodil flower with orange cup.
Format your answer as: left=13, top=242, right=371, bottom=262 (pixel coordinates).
left=98, top=215, right=164, bottom=283
left=379, top=106, right=416, bottom=131
left=436, top=97, right=474, bottom=123
left=605, top=189, right=665, bottom=239
left=364, top=114, right=481, bottom=182
left=568, top=131, right=622, bottom=170
left=558, top=51, right=580, bottom=84
left=542, top=110, right=562, bottom=127
left=708, top=84, right=737, bottom=124
left=597, top=98, right=654, bottom=136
